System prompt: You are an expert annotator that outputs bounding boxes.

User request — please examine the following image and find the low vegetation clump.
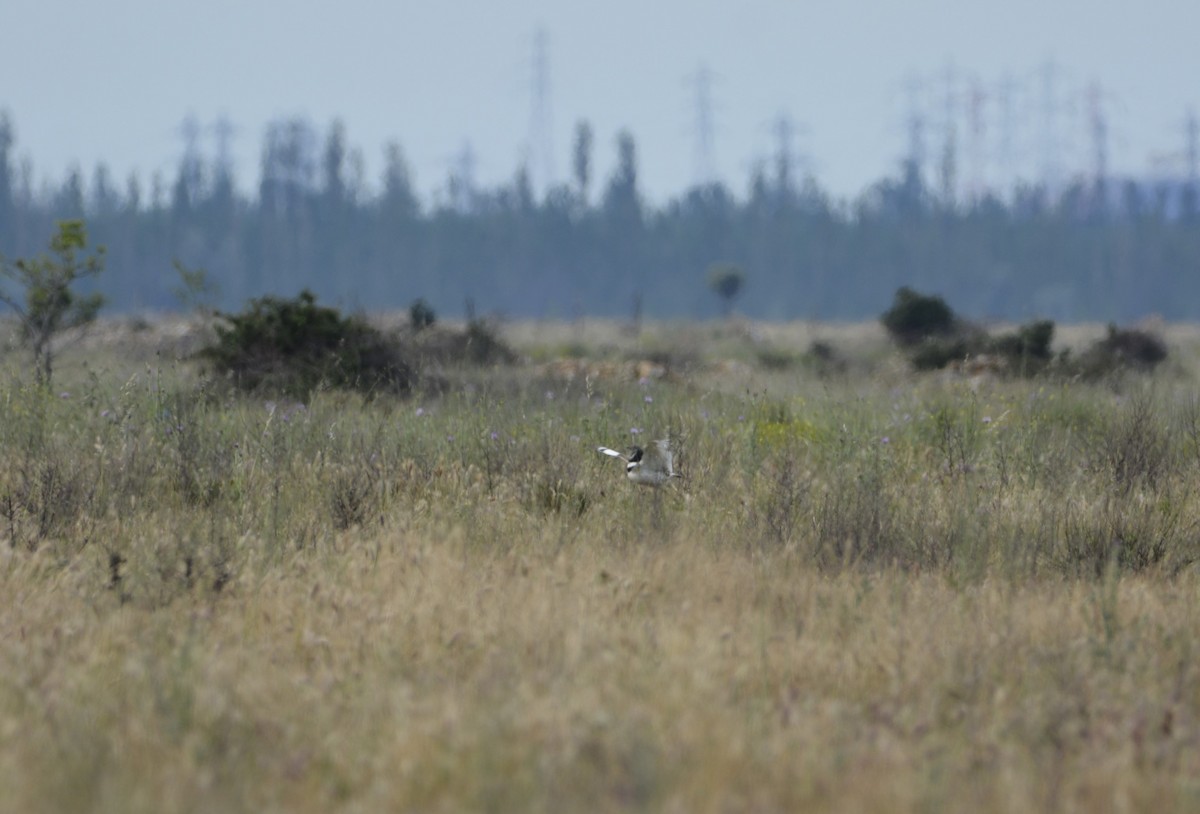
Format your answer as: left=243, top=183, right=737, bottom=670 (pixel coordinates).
left=396, top=316, right=519, bottom=378
left=199, top=290, right=523, bottom=400
left=880, top=285, right=958, bottom=347
left=1073, top=323, right=1170, bottom=377
left=199, top=289, right=415, bottom=398
left=408, top=297, right=437, bottom=330
left=1, top=314, right=1199, bottom=813
left=987, top=317, right=1055, bottom=361
left=198, top=291, right=519, bottom=399
left=883, top=286, right=1167, bottom=378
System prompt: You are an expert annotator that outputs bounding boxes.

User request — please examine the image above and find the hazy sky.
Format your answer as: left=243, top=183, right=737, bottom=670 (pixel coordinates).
left=4, top=1, right=1198, bottom=205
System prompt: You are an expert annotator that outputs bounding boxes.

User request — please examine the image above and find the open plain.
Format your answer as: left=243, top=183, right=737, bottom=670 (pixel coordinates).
left=2, top=316, right=1200, bottom=813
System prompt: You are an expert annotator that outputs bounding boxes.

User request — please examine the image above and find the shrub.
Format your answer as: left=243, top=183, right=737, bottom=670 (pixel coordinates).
left=988, top=319, right=1055, bottom=362
left=1057, top=493, right=1182, bottom=577
left=882, top=288, right=1063, bottom=378
left=909, top=337, right=970, bottom=371
left=1, top=448, right=94, bottom=552
left=199, top=289, right=415, bottom=398
left=1073, top=324, right=1168, bottom=377
left=409, top=298, right=437, bottom=331
left=754, top=453, right=813, bottom=547
left=878, top=283, right=1060, bottom=378
left=881, top=286, right=956, bottom=347
left=755, top=345, right=800, bottom=371
left=409, top=318, right=517, bottom=368
left=907, top=321, right=1058, bottom=375
left=462, top=319, right=517, bottom=365
left=1089, top=391, right=1174, bottom=495
left=804, top=340, right=847, bottom=376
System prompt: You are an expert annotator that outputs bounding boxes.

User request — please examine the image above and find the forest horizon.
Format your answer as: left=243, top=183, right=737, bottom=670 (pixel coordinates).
left=2, top=111, right=1198, bottom=324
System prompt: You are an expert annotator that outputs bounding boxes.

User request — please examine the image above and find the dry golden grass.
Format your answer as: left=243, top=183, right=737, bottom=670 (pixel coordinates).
left=3, top=531, right=1199, bottom=813
left=2, top=315, right=1200, bottom=812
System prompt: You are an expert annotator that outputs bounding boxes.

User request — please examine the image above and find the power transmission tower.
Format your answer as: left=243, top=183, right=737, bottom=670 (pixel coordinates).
left=447, top=141, right=477, bottom=212
left=1184, top=107, right=1199, bottom=219
left=175, top=113, right=204, bottom=202
left=1037, top=59, right=1065, bottom=199
left=1085, top=81, right=1110, bottom=198
left=769, top=112, right=810, bottom=195
left=526, top=27, right=555, bottom=196
left=211, top=115, right=237, bottom=181
left=178, top=114, right=202, bottom=160
left=901, top=73, right=929, bottom=186
left=965, top=76, right=987, bottom=203
left=686, top=63, right=718, bottom=187
left=993, top=72, right=1023, bottom=194
left=1185, top=108, right=1199, bottom=183
left=937, top=64, right=959, bottom=208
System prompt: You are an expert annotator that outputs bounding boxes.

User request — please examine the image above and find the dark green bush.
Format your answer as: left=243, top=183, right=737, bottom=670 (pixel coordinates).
left=200, top=290, right=414, bottom=398
left=988, top=319, right=1055, bottom=362
left=881, top=286, right=957, bottom=347
left=1072, top=324, right=1168, bottom=378
left=409, top=298, right=437, bottom=331
left=910, top=337, right=970, bottom=371
left=462, top=319, right=517, bottom=365
left=883, top=288, right=1063, bottom=377
left=755, top=345, right=801, bottom=371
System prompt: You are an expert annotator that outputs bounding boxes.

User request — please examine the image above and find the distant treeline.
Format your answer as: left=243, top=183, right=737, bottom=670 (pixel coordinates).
left=2, top=113, right=1199, bottom=322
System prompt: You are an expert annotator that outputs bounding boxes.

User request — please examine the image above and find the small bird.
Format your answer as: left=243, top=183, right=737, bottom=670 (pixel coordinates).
left=597, top=438, right=681, bottom=487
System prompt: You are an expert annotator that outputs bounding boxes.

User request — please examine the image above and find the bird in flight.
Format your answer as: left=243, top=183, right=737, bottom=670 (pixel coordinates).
left=597, top=438, right=681, bottom=487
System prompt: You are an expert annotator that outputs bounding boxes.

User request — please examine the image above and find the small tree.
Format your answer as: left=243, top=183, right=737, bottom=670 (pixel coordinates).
left=408, top=298, right=437, bottom=331
left=0, top=220, right=105, bottom=385
left=707, top=263, right=746, bottom=318
left=171, top=259, right=220, bottom=318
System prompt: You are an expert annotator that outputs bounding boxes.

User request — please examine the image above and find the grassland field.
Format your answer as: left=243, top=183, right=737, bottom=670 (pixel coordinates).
left=2, top=314, right=1200, bottom=813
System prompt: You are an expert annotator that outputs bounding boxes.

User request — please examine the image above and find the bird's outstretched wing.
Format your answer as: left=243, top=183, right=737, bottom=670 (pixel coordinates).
left=596, top=446, right=628, bottom=461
